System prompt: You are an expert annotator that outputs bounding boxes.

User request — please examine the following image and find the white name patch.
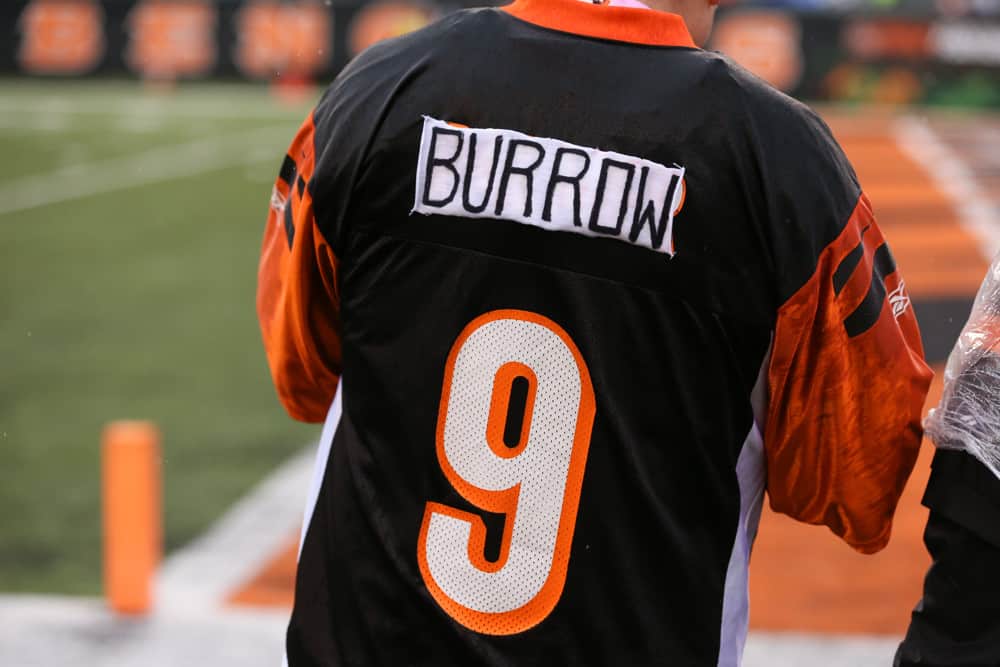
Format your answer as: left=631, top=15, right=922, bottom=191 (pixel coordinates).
left=412, top=117, right=686, bottom=256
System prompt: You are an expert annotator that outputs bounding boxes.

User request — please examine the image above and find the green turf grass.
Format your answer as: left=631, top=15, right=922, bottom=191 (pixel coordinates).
left=0, top=81, right=321, bottom=594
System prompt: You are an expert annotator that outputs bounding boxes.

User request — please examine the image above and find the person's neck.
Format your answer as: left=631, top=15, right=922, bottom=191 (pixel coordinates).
left=606, top=0, right=652, bottom=8
left=641, top=0, right=682, bottom=13
left=630, top=0, right=712, bottom=46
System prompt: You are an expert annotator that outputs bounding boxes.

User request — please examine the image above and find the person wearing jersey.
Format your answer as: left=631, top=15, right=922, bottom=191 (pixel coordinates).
left=257, top=0, right=933, bottom=664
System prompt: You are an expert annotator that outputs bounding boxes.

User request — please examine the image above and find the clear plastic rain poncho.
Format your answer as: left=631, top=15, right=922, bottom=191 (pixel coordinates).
left=925, top=252, right=1000, bottom=480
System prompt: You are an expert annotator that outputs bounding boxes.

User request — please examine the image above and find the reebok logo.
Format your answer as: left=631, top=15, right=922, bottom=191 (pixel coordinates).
left=888, top=280, right=911, bottom=319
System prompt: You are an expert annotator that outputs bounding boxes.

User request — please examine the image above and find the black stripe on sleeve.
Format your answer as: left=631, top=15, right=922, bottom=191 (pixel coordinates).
left=279, top=154, right=297, bottom=186
left=832, top=234, right=867, bottom=296
left=843, top=243, right=897, bottom=337
left=872, top=241, right=897, bottom=286
left=283, top=199, right=295, bottom=248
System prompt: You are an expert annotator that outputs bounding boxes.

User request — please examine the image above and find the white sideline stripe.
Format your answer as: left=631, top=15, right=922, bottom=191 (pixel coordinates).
left=744, top=631, right=900, bottom=666
left=0, top=593, right=289, bottom=667
left=893, top=116, right=1000, bottom=262
left=0, top=96, right=305, bottom=120
left=156, top=444, right=316, bottom=611
left=0, top=126, right=289, bottom=216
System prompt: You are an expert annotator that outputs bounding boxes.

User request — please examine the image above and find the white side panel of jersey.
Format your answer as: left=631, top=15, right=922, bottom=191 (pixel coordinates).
left=298, top=382, right=343, bottom=559
left=285, top=386, right=342, bottom=667
left=717, top=347, right=769, bottom=667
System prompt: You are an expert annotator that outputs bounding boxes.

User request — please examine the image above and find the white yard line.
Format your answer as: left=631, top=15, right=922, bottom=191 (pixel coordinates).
left=0, top=114, right=71, bottom=132
left=0, top=126, right=289, bottom=216
left=893, top=115, right=1000, bottom=262
left=156, top=444, right=315, bottom=611
left=0, top=594, right=288, bottom=667
left=743, top=631, right=899, bottom=666
left=0, top=96, right=306, bottom=120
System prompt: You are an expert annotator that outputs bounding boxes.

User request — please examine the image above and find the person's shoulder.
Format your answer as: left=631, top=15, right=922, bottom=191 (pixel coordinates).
left=342, top=7, right=504, bottom=77
left=312, top=7, right=501, bottom=117
left=708, top=50, right=858, bottom=201
left=700, top=53, right=864, bottom=297
left=705, top=51, right=846, bottom=159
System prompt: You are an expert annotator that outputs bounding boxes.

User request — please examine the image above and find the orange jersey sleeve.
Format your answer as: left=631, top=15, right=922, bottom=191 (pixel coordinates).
left=257, top=113, right=342, bottom=423
left=765, top=193, right=933, bottom=553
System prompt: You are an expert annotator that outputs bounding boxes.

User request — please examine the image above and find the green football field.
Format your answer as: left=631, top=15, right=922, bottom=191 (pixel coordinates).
left=0, top=80, right=321, bottom=594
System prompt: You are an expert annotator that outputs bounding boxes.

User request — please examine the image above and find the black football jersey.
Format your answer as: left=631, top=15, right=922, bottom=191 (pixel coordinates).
left=256, top=1, right=932, bottom=664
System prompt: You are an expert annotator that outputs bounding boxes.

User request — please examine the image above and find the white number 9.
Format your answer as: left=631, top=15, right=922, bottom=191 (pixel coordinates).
left=417, top=309, right=596, bottom=635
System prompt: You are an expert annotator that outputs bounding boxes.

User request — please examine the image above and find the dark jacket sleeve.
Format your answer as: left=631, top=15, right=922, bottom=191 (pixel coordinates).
left=895, top=449, right=1000, bottom=666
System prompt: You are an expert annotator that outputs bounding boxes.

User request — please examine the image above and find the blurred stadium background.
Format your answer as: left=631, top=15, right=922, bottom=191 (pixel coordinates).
left=1, top=0, right=998, bottom=665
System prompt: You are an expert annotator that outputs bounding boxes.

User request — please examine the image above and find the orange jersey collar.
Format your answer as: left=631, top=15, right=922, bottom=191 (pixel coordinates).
left=503, top=0, right=697, bottom=48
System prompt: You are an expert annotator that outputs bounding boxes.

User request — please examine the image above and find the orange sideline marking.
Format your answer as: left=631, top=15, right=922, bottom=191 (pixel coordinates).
left=226, top=534, right=299, bottom=608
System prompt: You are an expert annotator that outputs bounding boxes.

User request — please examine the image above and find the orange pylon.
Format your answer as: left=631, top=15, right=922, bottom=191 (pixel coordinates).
left=102, top=420, right=162, bottom=615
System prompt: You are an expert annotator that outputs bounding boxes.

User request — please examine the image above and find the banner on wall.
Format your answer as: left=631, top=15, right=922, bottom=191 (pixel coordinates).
left=0, top=0, right=444, bottom=81
left=16, top=0, right=106, bottom=75
left=1, top=1, right=998, bottom=106
left=708, top=9, right=1000, bottom=105
left=125, top=0, right=217, bottom=79
left=233, top=1, right=333, bottom=79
